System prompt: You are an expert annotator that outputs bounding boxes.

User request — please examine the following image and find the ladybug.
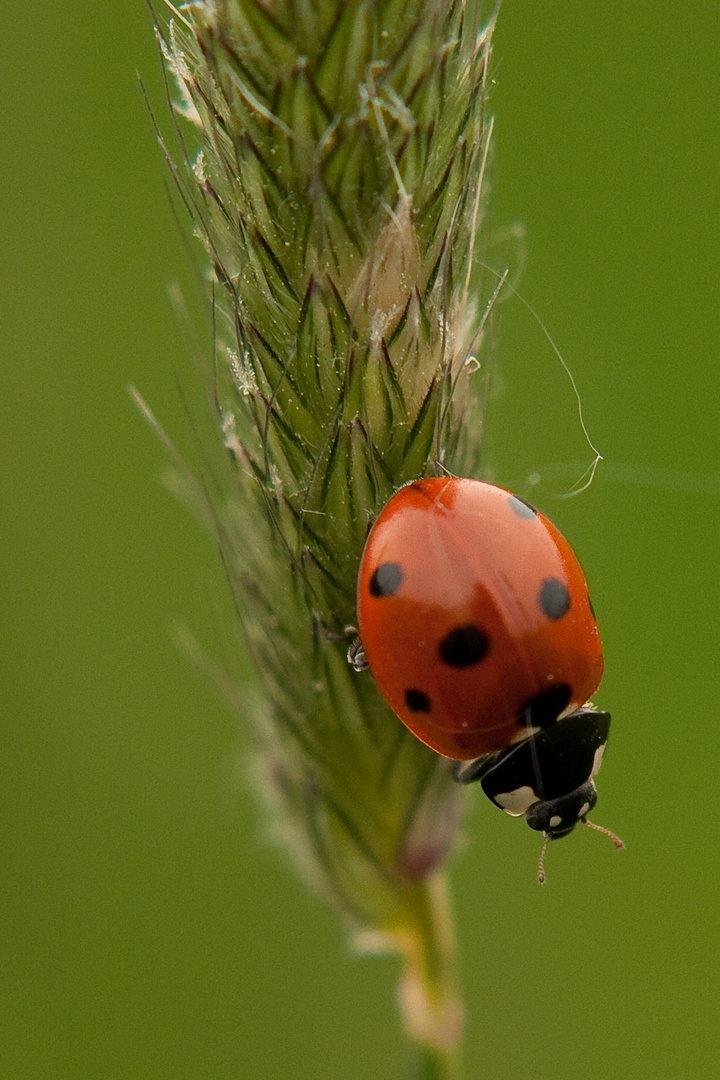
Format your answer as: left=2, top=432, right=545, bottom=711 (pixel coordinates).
left=354, top=477, right=621, bottom=878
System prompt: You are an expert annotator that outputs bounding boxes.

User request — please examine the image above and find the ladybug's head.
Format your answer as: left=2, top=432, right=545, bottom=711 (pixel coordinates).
left=453, top=708, right=623, bottom=882
left=525, top=778, right=598, bottom=839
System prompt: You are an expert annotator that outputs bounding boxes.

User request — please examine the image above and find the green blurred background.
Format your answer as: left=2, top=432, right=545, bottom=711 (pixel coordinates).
left=2, top=3, right=718, bottom=1078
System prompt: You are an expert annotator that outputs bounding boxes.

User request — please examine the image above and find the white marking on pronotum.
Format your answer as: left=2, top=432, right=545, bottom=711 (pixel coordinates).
left=590, top=743, right=606, bottom=777
left=493, top=785, right=538, bottom=817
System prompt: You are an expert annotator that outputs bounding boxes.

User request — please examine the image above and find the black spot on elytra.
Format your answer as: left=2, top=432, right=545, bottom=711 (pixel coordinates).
left=507, top=494, right=538, bottom=520
left=369, top=562, right=403, bottom=597
left=405, top=688, right=431, bottom=713
left=438, top=624, right=490, bottom=667
left=517, top=684, right=573, bottom=729
left=538, top=577, right=571, bottom=620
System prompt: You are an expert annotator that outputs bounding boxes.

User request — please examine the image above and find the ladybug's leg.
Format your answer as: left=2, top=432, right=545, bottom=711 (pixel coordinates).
left=451, top=752, right=500, bottom=785
left=347, top=635, right=369, bottom=671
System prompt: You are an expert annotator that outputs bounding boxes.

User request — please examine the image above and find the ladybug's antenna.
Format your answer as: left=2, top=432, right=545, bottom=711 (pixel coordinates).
left=537, top=821, right=624, bottom=885
left=581, top=818, right=625, bottom=849
left=537, top=835, right=552, bottom=884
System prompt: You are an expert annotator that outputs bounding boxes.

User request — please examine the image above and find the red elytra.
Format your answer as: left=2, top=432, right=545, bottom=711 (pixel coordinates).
left=356, top=477, right=603, bottom=760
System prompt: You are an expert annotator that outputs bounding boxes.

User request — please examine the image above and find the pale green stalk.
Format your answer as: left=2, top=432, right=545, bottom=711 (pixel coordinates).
left=152, top=1, right=498, bottom=1074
